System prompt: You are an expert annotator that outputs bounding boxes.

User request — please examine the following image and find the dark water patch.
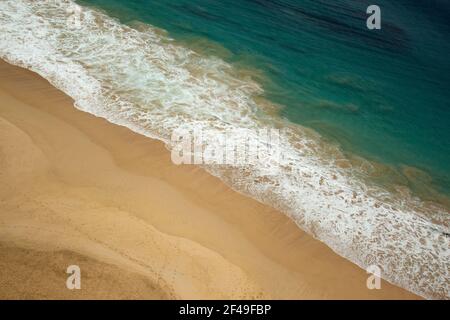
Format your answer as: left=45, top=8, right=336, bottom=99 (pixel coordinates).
left=325, top=73, right=370, bottom=93
left=245, top=0, right=411, bottom=54
left=313, top=99, right=360, bottom=114
left=176, top=3, right=223, bottom=22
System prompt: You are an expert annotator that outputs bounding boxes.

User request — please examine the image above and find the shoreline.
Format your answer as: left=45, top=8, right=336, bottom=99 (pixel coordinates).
left=0, top=59, right=418, bottom=299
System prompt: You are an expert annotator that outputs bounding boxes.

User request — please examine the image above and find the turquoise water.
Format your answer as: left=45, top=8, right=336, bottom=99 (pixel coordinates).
left=79, top=0, right=450, bottom=197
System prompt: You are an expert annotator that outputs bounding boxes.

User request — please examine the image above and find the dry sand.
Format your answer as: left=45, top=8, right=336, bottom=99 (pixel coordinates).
left=0, top=60, right=418, bottom=299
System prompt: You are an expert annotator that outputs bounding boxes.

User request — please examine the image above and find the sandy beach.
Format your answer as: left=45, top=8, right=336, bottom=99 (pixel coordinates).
left=0, top=60, right=418, bottom=299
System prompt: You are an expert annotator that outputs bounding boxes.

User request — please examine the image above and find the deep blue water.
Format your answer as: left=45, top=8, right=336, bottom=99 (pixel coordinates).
left=80, top=0, right=450, bottom=197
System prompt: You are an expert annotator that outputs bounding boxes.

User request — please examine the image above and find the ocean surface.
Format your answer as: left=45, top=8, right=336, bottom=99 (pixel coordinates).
left=0, top=0, right=449, bottom=298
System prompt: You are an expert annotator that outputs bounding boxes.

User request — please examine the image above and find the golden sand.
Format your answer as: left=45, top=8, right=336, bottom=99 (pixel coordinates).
left=0, top=60, right=418, bottom=299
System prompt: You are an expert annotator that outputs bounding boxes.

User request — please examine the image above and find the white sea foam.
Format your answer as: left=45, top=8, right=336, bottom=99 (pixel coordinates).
left=0, top=0, right=448, bottom=299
